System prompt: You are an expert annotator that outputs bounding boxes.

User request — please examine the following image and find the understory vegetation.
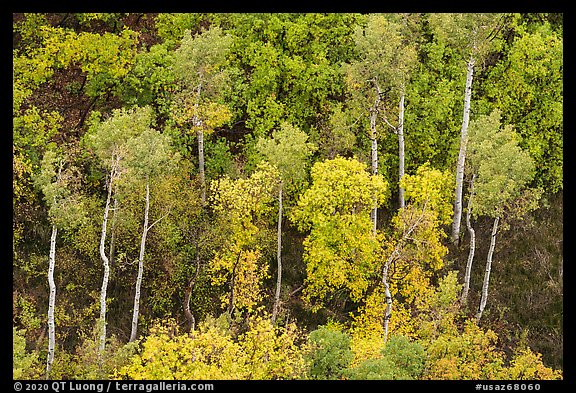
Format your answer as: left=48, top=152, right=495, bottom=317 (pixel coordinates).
left=13, top=12, right=562, bottom=380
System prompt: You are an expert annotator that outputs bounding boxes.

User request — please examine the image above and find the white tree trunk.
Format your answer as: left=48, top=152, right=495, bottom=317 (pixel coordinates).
left=130, top=180, right=150, bottom=342
left=370, top=93, right=380, bottom=236
left=382, top=263, right=393, bottom=344
left=198, top=128, right=206, bottom=204
left=451, top=56, right=475, bottom=245
left=476, top=216, right=499, bottom=323
left=461, top=174, right=476, bottom=303
left=272, top=184, right=283, bottom=323
left=98, top=167, right=114, bottom=354
left=108, top=196, right=118, bottom=267
left=381, top=201, right=428, bottom=343
left=192, top=80, right=206, bottom=204
left=46, top=224, right=57, bottom=378
left=398, top=91, right=406, bottom=209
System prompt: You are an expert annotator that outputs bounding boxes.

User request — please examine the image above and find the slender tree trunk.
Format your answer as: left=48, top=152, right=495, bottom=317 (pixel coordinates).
left=192, top=80, right=206, bottom=204
left=228, top=251, right=242, bottom=318
left=183, top=287, right=195, bottom=333
left=198, top=128, right=206, bottom=204
left=476, top=216, right=499, bottom=323
left=46, top=224, right=57, bottom=379
left=130, top=180, right=150, bottom=342
left=272, top=184, right=283, bottom=323
left=108, top=196, right=118, bottom=267
left=461, top=174, right=476, bottom=304
left=98, top=166, right=115, bottom=354
left=369, top=92, right=381, bottom=236
left=398, top=90, right=406, bottom=209
left=382, top=258, right=393, bottom=343
left=451, top=56, right=475, bottom=245
left=381, top=201, right=428, bottom=343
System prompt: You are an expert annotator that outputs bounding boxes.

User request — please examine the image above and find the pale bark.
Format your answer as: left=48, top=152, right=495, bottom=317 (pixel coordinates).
left=398, top=90, right=406, bottom=209
left=369, top=87, right=381, bottom=236
left=381, top=253, right=394, bottom=343
left=228, top=251, right=242, bottom=318
left=272, top=184, right=283, bottom=323
left=198, top=128, right=206, bottom=204
left=183, top=286, right=195, bottom=332
left=98, top=162, right=115, bottom=353
left=381, top=201, right=429, bottom=343
left=130, top=181, right=150, bottom=342
left=192, top=81, right=206, bottom=204
left=476, top=216, right=499, bottom=323
left=451, top=56, right=475, bottom=245
left=461, top=174, right=476, bottom=304
left=46, top=224, right=57, bottom=378
left=108, top=197, right=118, bottom=267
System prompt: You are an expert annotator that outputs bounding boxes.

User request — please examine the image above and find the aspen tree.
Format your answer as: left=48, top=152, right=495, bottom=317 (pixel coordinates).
left=256, top=122, right=316, bottom=322
left=427, top=13, right=506, bottom=244
left=124, top=128, right=177, bottom=342
left=85, top=107, right=153, bottom=353
left=463, top=110, right=536, bottom=322
left=34, top=150, right=86, bottom=378
left=291, top=157, right=388, bottom=310
left=172, top=27, right=235, bottom=204
left=346, top=14, right=417, bottom=223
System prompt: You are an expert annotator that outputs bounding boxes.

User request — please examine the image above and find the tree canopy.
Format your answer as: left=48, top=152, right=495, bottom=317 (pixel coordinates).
left=12, top=13, right=563, bottom=381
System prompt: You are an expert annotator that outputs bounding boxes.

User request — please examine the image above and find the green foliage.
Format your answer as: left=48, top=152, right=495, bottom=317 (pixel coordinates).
left=14, top=23, right=138, bottom=105
left=85, top=106, right=155, bottom=166
left=224, top=13, right=356, bottom=134
left=381, top=336, right=426, bottom=378
left=14, top=294, right=43, bottom=332
left=256, top=121, right=317, bottom=185
left=124, top=128, right=178, bottom=179
left=344, top=336, right=425, bottom=380
left=48, top=327, right=139, bottom=379
left=12, top=13, right=563, bottom=381
left=348, top=13, right=418, bottom=94
left=117, top=43, right=177, bottom=114
left=307, top=325, right=353, bottom=380
left=344, top=358, right=396, bottom=380
left=13, top=106, right=61, bottom=154
left=427, top=13, right=505, bottom=60
left=467, top=109, right=536, bottom=218
left=205, top=137, right=238, bottom=180
left=155, top=13, right=204, bottom=49
left=13, top=327, right=40, bottom=379
left=33, top=149, right=88, bottom=230
left=173, top=26, right=234, bottom=93
left=317, top=103, right=357, bottom=159
left=483, top=24, right=563, bottom=193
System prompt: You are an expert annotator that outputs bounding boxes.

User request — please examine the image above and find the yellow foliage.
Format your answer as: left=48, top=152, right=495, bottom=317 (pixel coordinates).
left=424, top=320, right=506, bottom=380
left=207, top=162, right=279, bottom=313
left=502, top=348, right=562, bottom=380
left=349, top=290, right=385, bottom=366
left=211, top=249, right=268, bottom=312
left=171, top=93, right=232, bottom=135
left=118, top=314, right=306, bottom=380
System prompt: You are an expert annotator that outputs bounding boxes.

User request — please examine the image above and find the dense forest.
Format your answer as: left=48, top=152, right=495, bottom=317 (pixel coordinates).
left=13, top=13, right=563, bottom=381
